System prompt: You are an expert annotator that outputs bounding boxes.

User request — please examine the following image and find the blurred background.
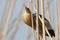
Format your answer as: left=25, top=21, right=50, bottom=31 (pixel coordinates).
left=0, top=0, right=60, bottom=40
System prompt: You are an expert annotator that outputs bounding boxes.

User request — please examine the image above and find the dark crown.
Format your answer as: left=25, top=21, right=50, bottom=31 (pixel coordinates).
left=25, top=6, right=31, bottom=13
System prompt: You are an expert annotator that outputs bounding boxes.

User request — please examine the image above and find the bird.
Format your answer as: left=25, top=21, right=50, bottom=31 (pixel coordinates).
left=23, top=6, right=55, bottom=37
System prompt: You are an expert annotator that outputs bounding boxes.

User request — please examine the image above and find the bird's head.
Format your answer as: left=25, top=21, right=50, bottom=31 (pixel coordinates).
left=23, top=6, right=32, bottom=25
left=23, top=6, right=31, bottom=18
left=24, top=6, right=31, bottom=14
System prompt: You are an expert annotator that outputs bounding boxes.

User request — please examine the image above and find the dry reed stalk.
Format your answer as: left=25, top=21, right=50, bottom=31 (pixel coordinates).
left=26, top=27, right=31, bottom=40
left=45, top=27, right=52, bottom=40
left=1, top=0, right=11, bottom=40
left=38, top=14, right=42, bottom=40
left=10, top=3, right=25, bottom=39
left=30, top=0, right=34, bottom=32
left=1, top=0, right=11, bottom=29
left=55, top=0, right=59, bottom=40
left=39, top=15, right=52, bottom=40
left=36, top=0, right=40, bottom=40
left=10, top=27, right=19, bottom=40
left=10, top=1, right=27, bottom=39
left=52, top=5, right=54, bottom=27
left=39, top=15, right=42, bottom=40
left=29, top=0, right=36, bottom=40
left=10, top=19, right=20, bottom=40
left=2, top=0, right=16, bottom=40
left=38, top=0, right=44, bottom=40
left=46, top=0, right=51, bottom=23
left=18, top=0, right=27, bottom=16
left=59, top=22, right=60, bottom=33
left=58, top=0, right=60, bottom=5
left=40, top=0, right=45, bottom=40
left=0, top=24, right=3, bottom=40
left=8, top=0, right=26, bottom=35
left=0, top=24, right=1, bottom=33
left=46, top=0, right=53, bottom=40
left=29, top=2, right=43, bottom=40
left=39, top=35, right=42, bottom=40
left=52, top=5, right=56, bottom=40
left=7, top=17, right=18, bottom=35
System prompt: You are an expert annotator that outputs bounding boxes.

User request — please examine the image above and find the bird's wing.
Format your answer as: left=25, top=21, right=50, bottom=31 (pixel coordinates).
left=33, top=13, right=52, bottom=29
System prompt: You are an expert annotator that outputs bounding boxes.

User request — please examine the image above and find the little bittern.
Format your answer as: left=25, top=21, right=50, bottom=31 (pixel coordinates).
left=23, top=6, right=55, bottom=37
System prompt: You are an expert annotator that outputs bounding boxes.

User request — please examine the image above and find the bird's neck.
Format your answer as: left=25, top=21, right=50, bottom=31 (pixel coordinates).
left=23, top=11, right=31, bottom=18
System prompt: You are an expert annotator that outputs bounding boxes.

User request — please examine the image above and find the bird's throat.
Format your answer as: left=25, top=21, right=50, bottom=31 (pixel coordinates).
left=23, top=11, right=32, bottom=26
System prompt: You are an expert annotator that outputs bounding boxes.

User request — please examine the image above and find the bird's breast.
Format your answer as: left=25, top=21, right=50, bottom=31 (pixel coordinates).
left=23, top=12, right=32, bottom=26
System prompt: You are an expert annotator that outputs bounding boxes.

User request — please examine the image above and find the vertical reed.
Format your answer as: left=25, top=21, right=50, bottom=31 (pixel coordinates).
left=40, top=0, right=45, bottom=40
left=10, top=17, right=20, bottom=40
left=45, top=27, right=52, bottom=40
left=1, top=0, right=59, bottom=40
left=26, top=27, right=30, bottom=40
left=46, top=0, right=53, bottom=40
left=1, top=0, right=10, bottom=32
left=39, top=15, right=52, bottom=40
left=36, top=0, right=39, bottom=40
left=29, top=0, right=36, bottom=40
left=55, top=0, right=59, bottom=40
left=46, top=0, right=51, bottom=22
left=2, top=0, right=16, bottom=40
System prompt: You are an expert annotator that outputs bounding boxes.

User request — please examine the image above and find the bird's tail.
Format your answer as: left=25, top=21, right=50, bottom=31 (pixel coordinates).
left=46, top=29, right=55, bottom=37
